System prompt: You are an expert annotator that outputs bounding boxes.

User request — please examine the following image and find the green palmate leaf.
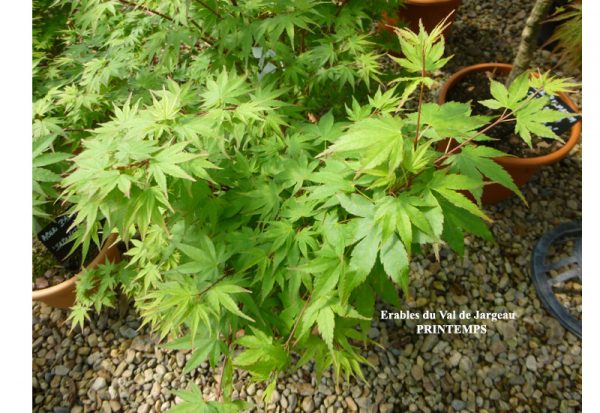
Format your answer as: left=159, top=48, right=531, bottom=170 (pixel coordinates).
left=336, top=193, right=374, bottom=218
left=168, top=385, right=205, bottom=413
left=206, top=284, right=255, bottom=322
left=433, top=188, right=491, bottom=222
left=313, top=264, right=341, bottom=299
left=478, top=99, right=504, bottom=110
left=394, top=203, right=413, bottom=253
left=514, top=96, right=573, bottom=145
left=530, top=72, right=579, bottom=95
left=444, top=145, right=524, bottom=203
left=396, top=195, right=434, bottom=239
left=234, top=329, right=290, bottom=381
left=32, top=151, right=71, bottom=167
left=316, top=307, right=335, bottom=351
left=482, top=72, right=529, bottom=111
left=412, top=102, right=491, bottom=141
left=379, top=234, right=409, bottom=292
left=427, top=172, right=491, bottom=222
left=170, top=384, right=251, bottom=413
left=349, top=224, right=381, bottom=279
left=438, top=196, right=492, bottom=255
left=201, top=69, right=250, bottom=108
left=183, top=339, right=217, bottom=374
left=368, top=87, right=402, bottom=114
left=318, top=116, right=404, bottom=174
left=507, top=72, right=530, bottom=106
left=33, top=167, right=62, bottom=182
left=489, top=79, right=509, bottom=107
left=68, top=304, right=91, bottom=332
left=391, top=19, right=451, bottom=74
left=262, top=380, right=278, bottom=405
left=306, top=161, right=355, bottom=202
left=32, top=134, right=57, bottom=158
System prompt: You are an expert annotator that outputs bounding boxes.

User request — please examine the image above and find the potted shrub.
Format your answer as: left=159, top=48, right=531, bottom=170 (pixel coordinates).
left=32, top=234, right=121, bottom=308
left=32, top=0, right=122, bottom=308
left=32, top=134, right=122, bottom=309
left=53, top=0, right=574, bottom=408
left=438, top=0, right=582, bottom=204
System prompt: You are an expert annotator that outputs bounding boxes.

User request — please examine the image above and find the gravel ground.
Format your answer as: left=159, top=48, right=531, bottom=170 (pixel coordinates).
left=32, top=1, right=582, bottom=412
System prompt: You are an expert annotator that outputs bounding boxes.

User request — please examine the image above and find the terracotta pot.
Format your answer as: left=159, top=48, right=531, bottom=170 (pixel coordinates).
left=381, top=0, right=461, bottom=35
left=32, top=234, right=121, bottom=309
left=438, top=63, right=582, bottom=204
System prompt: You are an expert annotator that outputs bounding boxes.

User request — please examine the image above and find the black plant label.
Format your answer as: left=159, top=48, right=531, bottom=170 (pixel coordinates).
left=37, top=214, right=78, bottom=262
left=529, top=88, right=581, bottom=136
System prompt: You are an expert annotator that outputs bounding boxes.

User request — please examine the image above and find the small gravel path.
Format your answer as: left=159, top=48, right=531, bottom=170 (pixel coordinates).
left=33, top=1, right=582, bottom=412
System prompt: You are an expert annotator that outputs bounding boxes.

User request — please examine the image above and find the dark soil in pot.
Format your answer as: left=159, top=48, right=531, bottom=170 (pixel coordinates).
left=444, top=69, right=568, bottom=158
left=32, top=236, right=98, bottom=291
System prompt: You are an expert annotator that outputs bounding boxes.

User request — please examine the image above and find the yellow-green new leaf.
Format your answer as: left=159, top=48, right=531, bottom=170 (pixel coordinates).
left=317, top=307, right=335, bottom=351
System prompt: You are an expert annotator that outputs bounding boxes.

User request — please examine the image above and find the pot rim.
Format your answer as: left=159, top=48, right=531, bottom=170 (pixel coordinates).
left=437, top=62, right=582, bottom=167
left=31, top=233, right=119, bottom=302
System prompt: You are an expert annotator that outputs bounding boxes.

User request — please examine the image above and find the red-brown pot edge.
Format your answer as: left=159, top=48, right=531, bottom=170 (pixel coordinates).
left=437, top=62, right=582, bottom=168
left=32, top=233, right=121, bottom=309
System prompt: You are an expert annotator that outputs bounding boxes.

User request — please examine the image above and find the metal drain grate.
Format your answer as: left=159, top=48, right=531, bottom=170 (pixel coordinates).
left=531, top=221, right=582, bottom=339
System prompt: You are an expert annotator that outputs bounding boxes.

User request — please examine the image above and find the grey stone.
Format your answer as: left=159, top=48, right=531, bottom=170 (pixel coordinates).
left=151, top=382, right=161, bottom=398
left=301, top=396, right=315, bottom=412
left=114, top=361, right=127, bottom=377
left=91, top=377, right=107, bottom=391
left=355, top=397, right=370, bottom=409
left=380, top=403, right=394, bottom=413
left=498, top=323, right=518, bottom=341
left=345, top=397, right=358, bottom=412
left=410, top=364, right=424, bottom=381
left=296, top=383, right=315, bottom=396
left=490, top=341, right=506, bottom=356
left=367, top=327, right=380, bottom=339
left=448, top=352, right=462, bottom=367
left=119, top=326, right=138, bottom=339
left=176, top=352, right=186, bottom=368
left=137, top=403, right=150, bottom=413
left=451, top=400, right=466, bottom=411
left=459, top=357, right=473, bottom=372
left=421, top=335, right=437, bottom=352
left=288, top=394, right=298, bottom=411
left=526, top=355, right=538, bottom=371
left=109, top=400, right=121, bottom=412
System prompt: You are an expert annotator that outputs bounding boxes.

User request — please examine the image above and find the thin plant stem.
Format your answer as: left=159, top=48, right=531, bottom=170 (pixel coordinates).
left=195, top=271, right=232, bottom=297
left=215, top=325, right=233, bottom=401
left=413, top=45, right=427, bottom=146
left=118, top=0, right=215, bottom=46
left=284, top=292, right=311, bottom=350
left=193, top=0, right=222, bottom=18
left=118, top=0, right=174, bottom=21
left=435, top=89, right=544, bottom=164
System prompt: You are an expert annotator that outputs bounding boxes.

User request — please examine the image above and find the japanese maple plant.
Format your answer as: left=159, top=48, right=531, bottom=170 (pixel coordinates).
left=55, top=2, right=575, bottom=411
